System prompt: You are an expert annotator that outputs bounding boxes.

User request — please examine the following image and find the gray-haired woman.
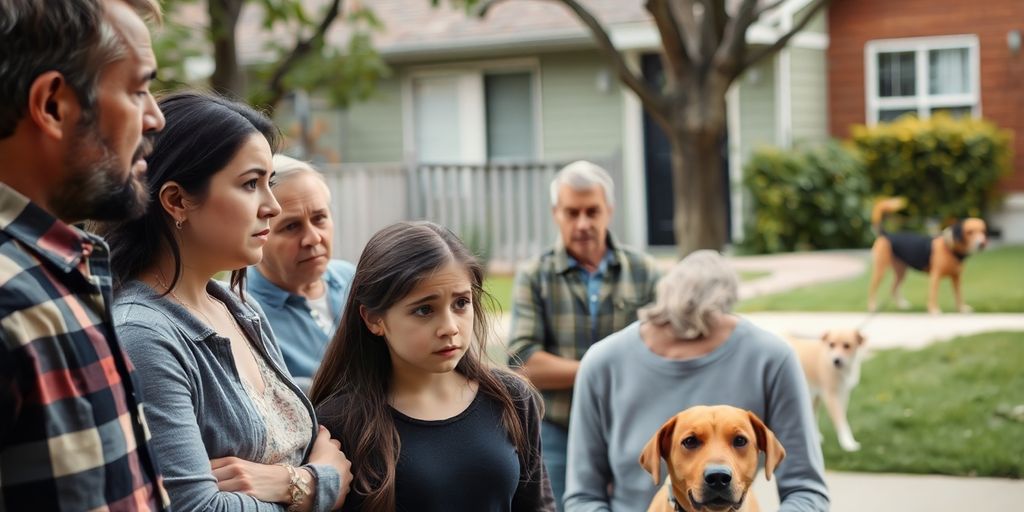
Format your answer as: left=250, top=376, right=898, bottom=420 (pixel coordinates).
left=563, top=250, right=829, bottom=511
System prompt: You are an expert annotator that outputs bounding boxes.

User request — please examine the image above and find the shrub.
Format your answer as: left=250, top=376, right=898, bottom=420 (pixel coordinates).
left=851, top=113, right=1013, bottom=230
left=742, top=141, right=873, bottom=253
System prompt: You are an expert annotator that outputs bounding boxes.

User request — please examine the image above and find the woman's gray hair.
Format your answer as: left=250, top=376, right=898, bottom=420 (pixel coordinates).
left=639, top=250, right=739, bottom=339
left=549, top=160, right=615, bottom=208
left=272, top=154, right=331, bottom=198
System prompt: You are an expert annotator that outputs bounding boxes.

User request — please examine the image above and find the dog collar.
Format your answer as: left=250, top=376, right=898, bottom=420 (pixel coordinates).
left=666, top=482, right=686, bottom=512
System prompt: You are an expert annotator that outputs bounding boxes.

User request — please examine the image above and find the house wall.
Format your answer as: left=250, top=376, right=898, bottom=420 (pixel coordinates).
left=789, top=47, right=829, bottom=146
left=338, top=75, right=405, bottom=163
left=828, top=0, right=1024, bottom=193
left=538, top=51, right=624, bottom=160
left=737, top=56, right=778, bottom=161
left=794, top=2, right=829, bottom=34
left=337, top=49, right=625, bottom=165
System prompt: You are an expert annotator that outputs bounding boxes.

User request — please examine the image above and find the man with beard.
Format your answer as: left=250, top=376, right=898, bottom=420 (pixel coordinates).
left=507, top=160, right=661, bottom=510
left=0, top=1, right=167, bottom=510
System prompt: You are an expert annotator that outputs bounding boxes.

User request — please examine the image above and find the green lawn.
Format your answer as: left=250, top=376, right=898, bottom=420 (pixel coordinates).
left=818, top=331, right=1024, bottom=478
left=483, top=274, right=515, bottom=315
left=739, top=245, right=1024, bottom=313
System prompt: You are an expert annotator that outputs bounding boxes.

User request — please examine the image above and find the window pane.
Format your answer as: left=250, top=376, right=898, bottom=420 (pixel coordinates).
left=878, top=108, right=917, bottom=122
left=878, top=51, right=916, bottom=97
left=485, top=73, right=535, bottom=160
left=929, top=48, right=970, bottom=95
left=930, top=105, right=973, bottom=119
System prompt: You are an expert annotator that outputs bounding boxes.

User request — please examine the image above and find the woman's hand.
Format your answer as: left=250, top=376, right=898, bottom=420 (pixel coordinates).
left=209, top=456, right=291, bottom=503
left=308, top=425, right=353, bottom=509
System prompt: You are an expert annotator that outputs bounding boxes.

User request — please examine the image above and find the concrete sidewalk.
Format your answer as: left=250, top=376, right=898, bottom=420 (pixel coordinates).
left=742, top=312, right=1024, bottom=350
left=751, top=470, right=1024, bottom=511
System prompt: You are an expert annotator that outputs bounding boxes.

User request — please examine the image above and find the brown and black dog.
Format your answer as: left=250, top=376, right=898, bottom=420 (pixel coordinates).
left=639, top=405, right=785, bottom=512
left=867, top=197, right=988, bottom=315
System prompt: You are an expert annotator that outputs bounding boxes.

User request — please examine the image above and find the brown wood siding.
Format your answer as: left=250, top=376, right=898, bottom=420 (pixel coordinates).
left=828, top=0, right=1024, bottom=191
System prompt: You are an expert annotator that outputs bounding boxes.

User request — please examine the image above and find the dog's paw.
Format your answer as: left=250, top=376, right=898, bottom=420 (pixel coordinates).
left=839, top=439, right=861, bottom=452
left=959, top=304, right=974, bottom=314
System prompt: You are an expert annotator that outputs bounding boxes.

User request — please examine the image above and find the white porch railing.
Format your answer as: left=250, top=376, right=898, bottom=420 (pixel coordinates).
left=319, top=158, right=622, bottom=265
left=319, top=162, right=409, bottom=264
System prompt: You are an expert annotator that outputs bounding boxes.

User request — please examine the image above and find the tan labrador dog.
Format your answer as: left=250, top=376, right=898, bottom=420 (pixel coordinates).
left=788, top=329, right=866, bottom=452
left=639, top=405, right=785, bottom=512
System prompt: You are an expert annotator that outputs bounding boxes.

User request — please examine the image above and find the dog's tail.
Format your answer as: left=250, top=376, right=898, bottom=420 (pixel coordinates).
left=871, top=196, right=907, bottom=235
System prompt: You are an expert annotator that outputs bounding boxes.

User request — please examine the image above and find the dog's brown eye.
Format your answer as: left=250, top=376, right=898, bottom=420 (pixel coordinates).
left=733, top=436, right=748, bottom=447
left=682, top=436, right=701, bottom=449
left=829, top=343, right=836, bottom=348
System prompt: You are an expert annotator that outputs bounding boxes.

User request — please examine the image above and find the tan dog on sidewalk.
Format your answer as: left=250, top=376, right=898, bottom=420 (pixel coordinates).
left=787, top=329, right=866, bottom=452
left=640, top=405, right=785, bottom=512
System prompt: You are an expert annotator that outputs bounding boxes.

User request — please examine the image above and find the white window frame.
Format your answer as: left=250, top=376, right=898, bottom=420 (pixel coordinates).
left=864, top=34, right=981, bottom=125
left=401, top=57, right=543, bottom=164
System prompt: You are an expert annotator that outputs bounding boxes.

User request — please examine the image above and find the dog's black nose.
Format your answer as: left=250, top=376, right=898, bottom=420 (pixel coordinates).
left=833, top=358, right=843, bottom=368
left=704, top=465, right=732, bottom=490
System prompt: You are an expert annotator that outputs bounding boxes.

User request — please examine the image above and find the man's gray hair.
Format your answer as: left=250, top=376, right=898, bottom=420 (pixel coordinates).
left=549, top=160, right=615, bottom=208
left=272, top=154, right=331, bottom=199
left=638, top=250, right=739, bottom=340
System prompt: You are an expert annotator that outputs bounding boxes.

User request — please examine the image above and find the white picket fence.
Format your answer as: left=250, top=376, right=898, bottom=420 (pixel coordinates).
left=319, top=158, right=622, bottom=265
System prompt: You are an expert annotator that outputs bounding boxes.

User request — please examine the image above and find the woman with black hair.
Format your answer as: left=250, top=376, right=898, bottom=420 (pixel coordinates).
left=98, top=91, right=351, bottom=511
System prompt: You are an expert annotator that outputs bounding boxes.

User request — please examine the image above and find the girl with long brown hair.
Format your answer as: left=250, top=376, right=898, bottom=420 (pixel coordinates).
left=309, top=221, right=553, bottom=511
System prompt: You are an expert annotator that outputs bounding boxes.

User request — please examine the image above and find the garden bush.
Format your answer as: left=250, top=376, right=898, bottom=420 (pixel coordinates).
left=742, top=141, right=872, bottom=253
left=851, top=113, right=1012, bottom=231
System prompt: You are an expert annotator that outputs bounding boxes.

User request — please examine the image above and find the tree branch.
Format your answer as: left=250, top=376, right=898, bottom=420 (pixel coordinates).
left=752, top=0, right=789, bottom=20
left=738, top=0, right=830, bottom=76
left=694, top=0, right=726, bottom=63
left=645, top=0, right=694, bottom=83
left=262, top=0, right=343, bottom=110
left=477, top=0, right=668, bottom=124
left=711, top=0, right=759, bottom=77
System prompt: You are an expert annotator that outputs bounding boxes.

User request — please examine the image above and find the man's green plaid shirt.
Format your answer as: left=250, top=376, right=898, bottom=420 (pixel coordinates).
left=507, top=234, right=661, bottom=429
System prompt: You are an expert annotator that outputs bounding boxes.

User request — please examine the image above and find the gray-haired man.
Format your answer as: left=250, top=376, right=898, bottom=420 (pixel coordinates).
left=507, top=160, right=661, bottom=509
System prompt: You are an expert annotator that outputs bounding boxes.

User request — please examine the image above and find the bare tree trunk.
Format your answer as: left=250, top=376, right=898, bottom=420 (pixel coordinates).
left=208, top=0, right=244, bottom=98
left=669, top=110, right=729, bottom=257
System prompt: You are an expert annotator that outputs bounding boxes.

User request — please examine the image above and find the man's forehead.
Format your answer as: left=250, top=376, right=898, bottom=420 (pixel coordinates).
left=276, top=181, right=331, bottom=209
left=557, top=185, right=607, bottom=206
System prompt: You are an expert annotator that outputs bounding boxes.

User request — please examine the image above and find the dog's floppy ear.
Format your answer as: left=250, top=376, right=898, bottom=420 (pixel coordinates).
left=639, top=415, right=677, bottom=485
left=747, top=411, right=786, bottom=481
left=855, top=331, right=867, bottom=346
left=943, top=222, right=965, bottom=246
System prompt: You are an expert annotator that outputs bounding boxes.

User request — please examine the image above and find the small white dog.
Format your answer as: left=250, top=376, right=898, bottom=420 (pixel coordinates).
left=787, top=329, right=866, bottom=452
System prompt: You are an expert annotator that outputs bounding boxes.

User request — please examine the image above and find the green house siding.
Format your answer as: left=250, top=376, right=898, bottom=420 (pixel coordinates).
left=737, top=56, right=777, bottom=164
left=794, top=4, right=828, bottom=34
left=789, top=47, right=829, bottom=145
left=340, top=75, right=404, bottom=163
left=539, top=51, right=623, bottom=160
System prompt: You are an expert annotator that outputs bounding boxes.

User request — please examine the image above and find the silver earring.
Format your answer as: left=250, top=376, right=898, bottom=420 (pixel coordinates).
left=175, top=219, right=183, bottom=230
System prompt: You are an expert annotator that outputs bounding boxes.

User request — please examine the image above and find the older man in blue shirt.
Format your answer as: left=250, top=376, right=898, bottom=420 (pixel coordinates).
left=249, top=155, right=355, bottom=393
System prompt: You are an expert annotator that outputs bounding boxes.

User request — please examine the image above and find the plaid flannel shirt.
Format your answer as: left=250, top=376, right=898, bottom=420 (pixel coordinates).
left=0, top=184, right=168, bottom=511
left=507, top=234, right=660, bottom=429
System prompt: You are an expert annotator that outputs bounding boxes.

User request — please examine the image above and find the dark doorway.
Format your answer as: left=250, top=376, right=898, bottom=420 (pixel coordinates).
left=641, top=54, right=732, bottom=247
